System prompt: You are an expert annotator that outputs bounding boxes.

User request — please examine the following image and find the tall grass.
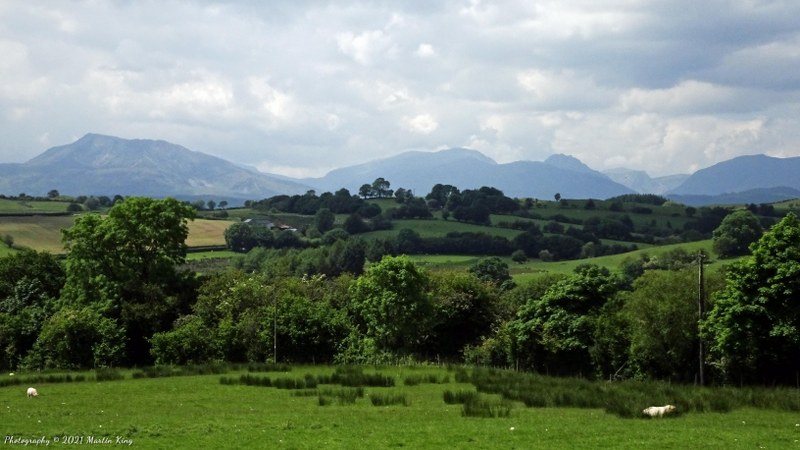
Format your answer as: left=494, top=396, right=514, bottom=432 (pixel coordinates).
left=369, top=392, right=410, bottom=406
left=466, top=367, right=800, bottom=418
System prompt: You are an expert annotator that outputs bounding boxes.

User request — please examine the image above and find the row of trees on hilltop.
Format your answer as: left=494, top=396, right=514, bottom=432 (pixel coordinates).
left=1, top=196, right=799, bottom=386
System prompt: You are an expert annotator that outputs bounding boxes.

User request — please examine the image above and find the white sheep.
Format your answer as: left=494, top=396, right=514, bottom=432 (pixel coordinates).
left=26, top=387, right=38, bottom=398
left=642, top=404, right=675, bottom=417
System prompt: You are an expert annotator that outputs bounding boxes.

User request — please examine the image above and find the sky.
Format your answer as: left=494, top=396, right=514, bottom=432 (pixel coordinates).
left=1, top=0, right=800, bottom=179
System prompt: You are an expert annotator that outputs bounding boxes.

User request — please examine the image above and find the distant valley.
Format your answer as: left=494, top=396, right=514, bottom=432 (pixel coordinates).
left=1, top=133, right=799, bottom=206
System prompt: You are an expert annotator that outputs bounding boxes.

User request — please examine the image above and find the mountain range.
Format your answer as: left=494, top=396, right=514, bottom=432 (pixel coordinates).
left=1, top=133, right=798, bottom=206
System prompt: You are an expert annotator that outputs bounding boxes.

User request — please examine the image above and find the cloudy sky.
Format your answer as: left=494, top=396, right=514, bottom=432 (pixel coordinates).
left=2, top=1, right=799, bottom=178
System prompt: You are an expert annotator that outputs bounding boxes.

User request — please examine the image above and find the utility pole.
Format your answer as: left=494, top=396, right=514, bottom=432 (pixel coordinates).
left=697, top=252, right=706, bottom=386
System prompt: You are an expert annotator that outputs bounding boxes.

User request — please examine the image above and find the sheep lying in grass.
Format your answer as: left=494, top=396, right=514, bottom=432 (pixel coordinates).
left=642, top=405, right=675, bottom=417
left=26, top=387, right=38, bottom=398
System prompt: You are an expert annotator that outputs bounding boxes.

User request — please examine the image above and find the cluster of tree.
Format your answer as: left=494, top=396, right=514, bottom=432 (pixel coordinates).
left=3, top=194, right=797, bottom=386
left=359, top=178, right=394, bottom=199
left=249, top=189, right=373, bottom=216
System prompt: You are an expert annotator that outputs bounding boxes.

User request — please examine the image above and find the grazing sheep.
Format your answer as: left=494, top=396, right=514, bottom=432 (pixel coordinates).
left=26, top=387, right=38, bottom=398
left=642, top=404, right=676, bottom=417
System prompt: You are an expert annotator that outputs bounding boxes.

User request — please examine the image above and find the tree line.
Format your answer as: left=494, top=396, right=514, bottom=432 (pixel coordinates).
left=1, top=196, right=799, bottom=386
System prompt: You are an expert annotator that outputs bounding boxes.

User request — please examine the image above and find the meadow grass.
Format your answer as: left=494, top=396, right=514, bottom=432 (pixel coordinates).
left=185, top=219, right=230, bottom=247
left=0, top=199, right=73, bottom=213
left=0, top=216, right=228, bottom=254
left=0, top=215, right=74, bottom=253
left=2, top=365, right=799, bottom=449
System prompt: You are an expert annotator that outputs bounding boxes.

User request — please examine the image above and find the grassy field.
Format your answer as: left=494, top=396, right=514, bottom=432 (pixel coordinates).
left=2, top=366, right=797, bottom=449
left=367, top=219, right=523, bottom=240
left=411, top=239, right=720, bottom=281
left=0, top=215, right=229, bottom=255
left=0, top=198, right=74, bottom=214
left=0, top=215, right=75, bottom=253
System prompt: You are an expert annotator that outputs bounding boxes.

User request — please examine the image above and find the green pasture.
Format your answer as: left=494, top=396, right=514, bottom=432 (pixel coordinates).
left=0, top=215, right=74, bottom=253
left=2, top=366, right=798, bottom=449
left=0, top=216, right=228, bottom=254
left=0, top=198, right=73, bottom=214
left=412, top=239, right=719, bottom=281
left=366, top=219, right=523, bottom=240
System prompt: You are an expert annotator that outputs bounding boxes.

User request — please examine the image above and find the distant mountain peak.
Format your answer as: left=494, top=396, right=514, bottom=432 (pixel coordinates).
left=4, top=133, right=312, bottom=200
left=544, top=154, right=596, bottom=174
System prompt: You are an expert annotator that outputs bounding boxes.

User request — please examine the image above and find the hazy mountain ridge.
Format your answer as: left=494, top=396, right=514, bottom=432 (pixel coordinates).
left=304, top=149, right=634, bottom=199
left=0, top=134, right=798, bottom=206
left=0, top=134, right=312, bottom=200
left=603, top=168, right=690, bottom=195
left=666, top=154, right=800, bottom=196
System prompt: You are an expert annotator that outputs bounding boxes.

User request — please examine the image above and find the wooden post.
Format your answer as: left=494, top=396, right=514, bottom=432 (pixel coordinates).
left=698, top=252, right=706, bottom=386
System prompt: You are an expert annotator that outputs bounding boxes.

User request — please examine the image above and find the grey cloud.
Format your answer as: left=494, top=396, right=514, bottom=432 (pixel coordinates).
left=1, top=0, right=799, bottom=179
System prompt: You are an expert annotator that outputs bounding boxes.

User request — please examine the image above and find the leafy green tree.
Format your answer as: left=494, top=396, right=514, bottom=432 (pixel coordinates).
left=314, top=208, right=336, bottom=233
left=2, top=234, right=12, bottom=248
left=207, top=200, right=216, bottom=211
left=343, top=213, right=369, bottom=234
left=511, top=264, right=620, bottom=375
left=47, top=189, right=59, bottom=199
left=60, top=197, right=197, bottom=365
left=395, top=228, right=422, bottom=254
left=150, top=314, right=222, bottom=365
left=469, top=257, right=512, bottom=288
left=511, top=249, right=528, bottom=264
left=359, top=183, right=373, bottom=199
left=622, top=269, right=723, bottom=382
left=712, top=210, right=763, bottom=258
left=426, top=184, right=460, bottom=207
left=428, top=271, right=500, bottom=357
left=702, top=212, right=800, bottom=384
left=218, top=200, right=228, bottom=210
left=372, top=177, right=393, bottom=198
left=349, top=255, right=433, bottom=355
left=0, top=251, right=65, bottom=370
left=25, top=307, right=125, bottom=369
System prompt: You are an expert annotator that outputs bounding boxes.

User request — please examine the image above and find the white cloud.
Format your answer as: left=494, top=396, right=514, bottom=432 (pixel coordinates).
left=1, top=0, right=800, bottom=179
left=415, top=43, right=436, bottom=58
left=336, top=29, right=395, bottom=66
left=404, top=114, right=438, bottom=134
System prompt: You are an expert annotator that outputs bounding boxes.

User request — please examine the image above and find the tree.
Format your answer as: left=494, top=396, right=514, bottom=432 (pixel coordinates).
left=207, top=200, right=217, bottom=211
left=712, top=210, right=763, bottom=258
left=2, top=234, right=12, bottom=248
left=359, top=184, right=373, bottom=199
left=0, top=251, right=65, bottom=370
left=511, top=249, right=528, bottom=264
left=83, top=196, right=100, bottom=211
left=314, top=208, right=336, bottom=233
left=60, top=197, right=197, bottom=365
left=343, top=213, right=369, bottom=234
left=554, top=193, right=561, bottom=202
left=25, top=307, right=125, bottom=369
left=511, top=264, right=620, bottom=375
left=218, top=200, right=228, bottom=210
left=372, top=177, right=392, bottom=198
left=469, top=257, right=512, bottom=288
left=349, top=255, right=433, bottom=355
left=622, top=269, right=723, bottom=382
left=428, top=271, right=500, bottom=357
left=225, top=222, right=256, bottom=252
left=702, top=212, right=800, bottom=384
left=47, top=189, right=59, bottom=199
